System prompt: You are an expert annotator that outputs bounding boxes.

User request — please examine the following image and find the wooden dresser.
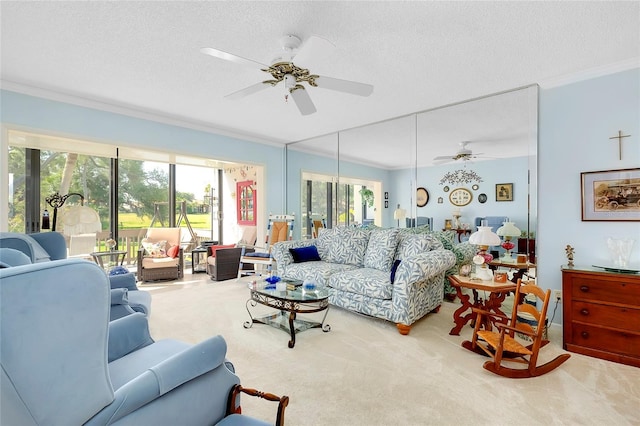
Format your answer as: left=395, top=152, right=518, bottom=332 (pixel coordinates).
left=562, top=266, right=640, bottom=368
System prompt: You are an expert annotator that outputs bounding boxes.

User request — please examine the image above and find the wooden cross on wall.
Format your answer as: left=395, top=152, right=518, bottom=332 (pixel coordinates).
left=609, top=130, right=631, bottom=160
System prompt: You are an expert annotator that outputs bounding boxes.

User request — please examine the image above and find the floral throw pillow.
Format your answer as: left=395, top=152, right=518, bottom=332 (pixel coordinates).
left=326, top=227, right=370, bottom=267
left=364, top=228, right=399, bottom=271
left=141, top=239, right=168, bottom=258
left=396, top=233, right=443, bottom=260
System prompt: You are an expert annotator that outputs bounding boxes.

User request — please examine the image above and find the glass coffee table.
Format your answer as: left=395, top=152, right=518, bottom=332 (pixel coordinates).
left=244, top=280, right=331, bottom=348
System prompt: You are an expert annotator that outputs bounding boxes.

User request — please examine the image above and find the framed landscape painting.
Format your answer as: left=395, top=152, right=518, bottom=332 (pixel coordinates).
left=581, top=168, right=640, bottom=221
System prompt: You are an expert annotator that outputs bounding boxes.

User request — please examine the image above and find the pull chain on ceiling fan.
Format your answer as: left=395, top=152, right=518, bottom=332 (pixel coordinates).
left=200, top=35, right=374, bottom=115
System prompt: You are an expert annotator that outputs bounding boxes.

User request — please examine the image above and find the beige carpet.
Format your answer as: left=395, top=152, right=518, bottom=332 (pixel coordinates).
left=144, top=274, right=640, bottom=426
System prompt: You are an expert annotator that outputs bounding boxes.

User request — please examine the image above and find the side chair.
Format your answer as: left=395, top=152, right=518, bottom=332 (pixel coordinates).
left=237, top=214, right=294, bottom=279
left=137, top=227, right=184, bottom=282
left=461, top=279, right=571, bottom=378
left=0, top=259, right=289, bottom=425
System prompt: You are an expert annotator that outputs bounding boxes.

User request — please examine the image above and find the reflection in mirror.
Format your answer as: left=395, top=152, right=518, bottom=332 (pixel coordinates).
left=338, top=115, right=416, bottom=229
left=286, top=133, right=338, bottom=239
left=285, top=84, right=538, bottom=264
left=416, top=85, right=538, bottom=260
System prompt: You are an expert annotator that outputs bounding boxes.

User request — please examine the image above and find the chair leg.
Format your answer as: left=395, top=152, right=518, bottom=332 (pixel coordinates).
left=461, top=340, right=491, bottom=357
left=483, top=354, right=571, bottom=378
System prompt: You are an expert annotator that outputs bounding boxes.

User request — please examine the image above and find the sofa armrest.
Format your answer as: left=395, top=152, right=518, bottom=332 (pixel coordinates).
left=111, top=288, right=129, bottom=305
left=109, top=272, right=139, bottom=291
left=451, top=242, right=477, bottom=269
left=394, top=249, right=456, bottom=287
left=108, top=313, right=154, bottom=362
left=89, top=336, right=229, bottom=425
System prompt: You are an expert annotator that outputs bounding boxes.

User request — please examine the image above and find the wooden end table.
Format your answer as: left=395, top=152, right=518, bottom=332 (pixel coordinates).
left=191, top=246, right=208, bottom=273
left=488, top=260, right=535, bottom=283
left=447, top=274, right=517, bottom=336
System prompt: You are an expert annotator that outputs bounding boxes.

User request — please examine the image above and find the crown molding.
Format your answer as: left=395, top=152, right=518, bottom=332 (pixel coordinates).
left=538, top=57, right=640, bottom=89
left=0, top=80, right=284, bottom=148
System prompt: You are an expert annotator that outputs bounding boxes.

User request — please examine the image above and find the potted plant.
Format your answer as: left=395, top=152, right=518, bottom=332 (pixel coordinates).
left=359, top=188, right=374, bottom=207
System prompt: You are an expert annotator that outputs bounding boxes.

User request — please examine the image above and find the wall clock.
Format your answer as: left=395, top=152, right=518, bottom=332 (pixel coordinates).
left=472, top=184, right=479, bottom=191
left=443, top=186, right=450, bottom=192
left=478, top=193, right=488, bottom=204
left=416, top=187, right=429, bottom=207
left=449, top=187, right=472, bottom=207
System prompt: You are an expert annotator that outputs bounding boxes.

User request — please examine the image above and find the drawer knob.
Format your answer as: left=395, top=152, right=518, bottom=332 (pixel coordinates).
left=581, top=331, right=589, bottom=339
left=580, top=308, right=589, bottom=316
left=580, top=286, right=590, bottom=293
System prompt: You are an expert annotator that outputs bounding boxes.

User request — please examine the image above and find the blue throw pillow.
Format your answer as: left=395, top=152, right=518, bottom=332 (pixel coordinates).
left=244, top=252, right=271, bottom=258
left=390, top=259, right=401, bottom=283
left=109, top=265, right=130, bottom=276
left=289, top=246, right=321, bottom=263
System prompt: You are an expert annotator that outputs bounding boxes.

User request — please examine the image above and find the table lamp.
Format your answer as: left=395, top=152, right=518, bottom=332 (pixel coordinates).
left=393, top=205, right=406, bottom=228
left=469, top=225, right=501, bottom=281
left=496, top=221, right=521, bottom=262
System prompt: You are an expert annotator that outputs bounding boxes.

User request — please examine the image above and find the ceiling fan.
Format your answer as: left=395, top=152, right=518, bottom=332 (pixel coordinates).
left=432, top=141, right=491, bottom=164
left=200, top=35, right=374, bottom=115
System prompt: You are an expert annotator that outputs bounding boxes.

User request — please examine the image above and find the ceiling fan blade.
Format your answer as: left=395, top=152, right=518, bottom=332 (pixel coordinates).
left=293, top=35, right=336, bottom=66
left=290, top=88, right=317, bottom=115
left=315, top=76, right=374, bottom=97
left=433, top=158, right=453, bottom=165
left=225, top=82, right=269, bottom=100
left=433, top=155, right=454, bottom=161
left=200, top=47, right=267, bottom=68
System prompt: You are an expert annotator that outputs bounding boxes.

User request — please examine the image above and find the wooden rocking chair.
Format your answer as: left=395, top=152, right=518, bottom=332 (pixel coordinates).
left=461, top=279, right=571, bottom=378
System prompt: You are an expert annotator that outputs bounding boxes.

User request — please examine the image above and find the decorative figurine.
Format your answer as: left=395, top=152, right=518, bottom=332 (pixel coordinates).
left=565, top=245, right=575, bottom=268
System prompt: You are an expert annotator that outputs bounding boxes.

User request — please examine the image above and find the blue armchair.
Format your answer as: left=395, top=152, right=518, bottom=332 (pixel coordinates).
left=0, top=231, right=150, bottom=320
left=0, top=259, right=288, bottom=425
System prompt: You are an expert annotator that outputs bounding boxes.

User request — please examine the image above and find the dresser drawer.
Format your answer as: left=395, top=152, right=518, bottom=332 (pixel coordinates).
left=570, top=276, right=640, bottom=305
left=571, top=301, right=640, bottom=330
left=571, top=323, right=640, bottom=358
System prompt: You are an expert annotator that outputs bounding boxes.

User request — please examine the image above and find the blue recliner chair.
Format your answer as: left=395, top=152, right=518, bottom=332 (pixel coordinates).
left=0, top=259, right=288, bottom=425
left=0, top=231, right=150, bottom=320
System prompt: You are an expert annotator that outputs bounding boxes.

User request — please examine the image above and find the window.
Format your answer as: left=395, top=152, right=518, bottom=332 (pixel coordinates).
left=236, top=181, right=256, bottom=225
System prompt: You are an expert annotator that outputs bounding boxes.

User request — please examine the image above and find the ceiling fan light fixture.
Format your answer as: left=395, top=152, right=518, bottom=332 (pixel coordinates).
left=284, top=74, right=296, bottom=89
left=279, top=35, right=302, bottom=52
left=202, top=34, right=373, bottom=115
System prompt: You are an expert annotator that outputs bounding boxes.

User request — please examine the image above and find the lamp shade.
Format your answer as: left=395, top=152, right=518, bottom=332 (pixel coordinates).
left=496, top=221, right=521, bottom=239
left=393, top=208, right=406, bottom=220
left=469, top=226, right=501, bottom=246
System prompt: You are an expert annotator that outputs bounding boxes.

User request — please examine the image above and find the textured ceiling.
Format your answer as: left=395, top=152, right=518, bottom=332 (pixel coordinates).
left=1, top=1, right=639, bottom=165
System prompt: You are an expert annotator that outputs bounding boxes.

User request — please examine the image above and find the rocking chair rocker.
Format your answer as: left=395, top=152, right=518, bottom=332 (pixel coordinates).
left=461, top=279, right=571, bottom=378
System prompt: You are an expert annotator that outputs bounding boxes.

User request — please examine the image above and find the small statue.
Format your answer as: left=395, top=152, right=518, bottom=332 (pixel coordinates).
left=565, top=245, right=575, bottom=268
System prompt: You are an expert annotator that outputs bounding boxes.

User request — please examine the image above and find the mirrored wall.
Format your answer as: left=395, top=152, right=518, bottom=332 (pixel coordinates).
left=285, top=84, right=538, bottom=259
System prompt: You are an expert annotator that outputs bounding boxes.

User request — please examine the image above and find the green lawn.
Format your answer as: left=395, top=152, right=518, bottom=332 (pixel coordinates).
left=118, top=212, right=212, bottom=229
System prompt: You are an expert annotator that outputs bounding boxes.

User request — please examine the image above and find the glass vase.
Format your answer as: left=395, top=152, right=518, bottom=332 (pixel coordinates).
left=607, top=237, right=635, bottom=268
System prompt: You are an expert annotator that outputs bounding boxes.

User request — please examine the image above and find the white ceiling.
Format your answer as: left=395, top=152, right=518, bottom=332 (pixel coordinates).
left=1, top=1, right=639, bottom=166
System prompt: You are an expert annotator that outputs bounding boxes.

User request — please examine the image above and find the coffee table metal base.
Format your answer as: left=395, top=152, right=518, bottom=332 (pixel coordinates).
left=244, top=295, right=330, bottom=348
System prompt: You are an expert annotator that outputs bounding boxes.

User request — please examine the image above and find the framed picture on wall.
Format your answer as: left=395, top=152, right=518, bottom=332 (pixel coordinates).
left=581, top=168, right=640, bottom=221
left=495, top=183, right=513, bottom=202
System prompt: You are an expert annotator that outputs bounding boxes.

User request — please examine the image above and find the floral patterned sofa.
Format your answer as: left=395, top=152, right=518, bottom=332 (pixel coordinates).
left=271, top=227, right=457, bottom=335
left=400, top=227, right=477, bottom=298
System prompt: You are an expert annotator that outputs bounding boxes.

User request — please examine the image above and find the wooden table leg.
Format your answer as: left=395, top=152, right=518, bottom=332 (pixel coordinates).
left=450, top=285, right=477, bottom=335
